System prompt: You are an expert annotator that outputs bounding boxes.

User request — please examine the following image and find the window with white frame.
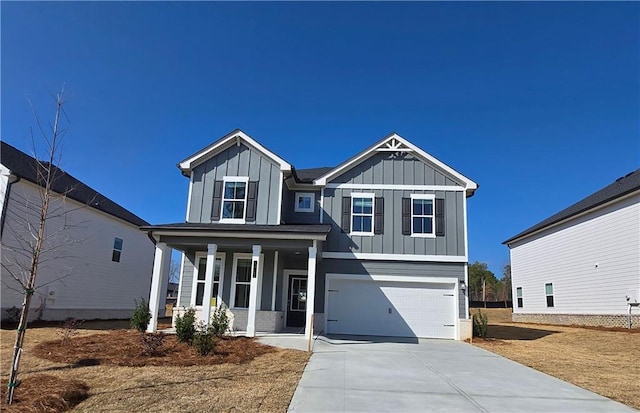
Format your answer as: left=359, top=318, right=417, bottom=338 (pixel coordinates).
left=295, top=192, right=315, bottom=213
left=112, top=237, right=123, bottom=262
left=351, top=193, right=374, bottom=235
left=411, top=194, right=435, bottom=236
left=232, top=257, right=252, bottom=308
left=194, top=255, right=223, bottom=307
left=516, top=287, right=523, bottom=308
left=545, top=283, right=554, bottom=307
left=221, top=177, right=248, bottom=222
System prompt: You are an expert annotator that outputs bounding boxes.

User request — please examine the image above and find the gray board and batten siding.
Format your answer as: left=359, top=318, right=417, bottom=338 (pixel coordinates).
left=281, top=186, right=322, bottom=224
left=188, top=143, right=282, bottom=225
left=323, top=152, right=466, bottom=255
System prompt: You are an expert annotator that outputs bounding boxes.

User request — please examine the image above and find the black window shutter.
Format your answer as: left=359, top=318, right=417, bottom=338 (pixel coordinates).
left=374, top=197, right=384, bottom=234
left=245, top=181, right=259, bottom=222
left=341, top=197, right=351, bottom=233
left=211, top=180, right=223, bottom=221
left=401, top=198, right=411, bottom=235
left=435, top=198, right=445, bottom=236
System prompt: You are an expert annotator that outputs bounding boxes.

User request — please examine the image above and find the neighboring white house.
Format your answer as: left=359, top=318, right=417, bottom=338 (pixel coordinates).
left=1, top=141, right=162, bottom=321
left=503, top=169, right=640, bottom=328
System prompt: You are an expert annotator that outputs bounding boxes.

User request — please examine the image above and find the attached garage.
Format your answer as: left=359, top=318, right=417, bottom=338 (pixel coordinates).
left=325, top=274, right=459, bottom=339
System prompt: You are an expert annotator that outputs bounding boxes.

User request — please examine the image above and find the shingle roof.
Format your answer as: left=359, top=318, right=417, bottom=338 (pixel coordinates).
left=1, top=141, right=149, bottom=227
left=503, top=168, right=640, bottom=245
left=294, top=167, right=334, bottom=183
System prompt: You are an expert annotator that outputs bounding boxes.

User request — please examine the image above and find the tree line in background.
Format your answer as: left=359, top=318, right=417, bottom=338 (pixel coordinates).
left=468, top=261, right=512, bottom=304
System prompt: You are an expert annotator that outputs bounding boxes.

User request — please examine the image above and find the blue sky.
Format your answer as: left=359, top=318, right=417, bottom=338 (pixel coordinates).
left=2, top=2, right=638, bottom=277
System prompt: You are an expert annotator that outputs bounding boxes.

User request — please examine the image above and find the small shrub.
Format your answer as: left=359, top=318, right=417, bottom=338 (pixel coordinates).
left=131, top=297, right=152, bottom=333
left=60, top=317, right=83, bottom=342
left=210, top=305, right=230, bottom=337
left=4, top=306, right=21, bottom=324
left=175, top=308, right=196, bottom=344
left=141, top=332, right=165, bottom=356
left=473, top=310, right=488, bottom=338
left=192, top=322, right=217, bottom=356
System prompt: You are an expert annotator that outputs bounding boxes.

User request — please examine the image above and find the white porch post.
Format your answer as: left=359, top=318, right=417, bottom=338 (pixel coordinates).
left=200, top=243, right=218, bottom=325
left=247, top=244, right=261, bottom=337
left=147, top=242, right=168, bottom=333
left=305, top=245, right=317, bottom=344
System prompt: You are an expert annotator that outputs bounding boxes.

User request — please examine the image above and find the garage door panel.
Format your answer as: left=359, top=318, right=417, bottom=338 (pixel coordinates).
left=327, top=277, right=456, bottom=339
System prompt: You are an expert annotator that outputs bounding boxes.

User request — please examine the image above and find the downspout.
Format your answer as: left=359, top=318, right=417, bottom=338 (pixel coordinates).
left=0, top=174, right=20, bottom=240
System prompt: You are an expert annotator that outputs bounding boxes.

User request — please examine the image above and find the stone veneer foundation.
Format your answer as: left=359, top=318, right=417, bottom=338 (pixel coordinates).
left=513, top=313, right=640, bottom=328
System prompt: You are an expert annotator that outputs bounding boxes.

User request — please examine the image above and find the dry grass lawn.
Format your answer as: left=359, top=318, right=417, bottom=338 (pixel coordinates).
left=1, top=321, right=309, bottom=412
left=471, top=308, right=640, bottom=410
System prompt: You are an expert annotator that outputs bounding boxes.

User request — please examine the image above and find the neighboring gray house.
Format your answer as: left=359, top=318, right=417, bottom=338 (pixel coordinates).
left=1, top=141, right=158, bottom=321
left=504, top=169, right=640, bottom=328
left=144, top=130, right=478, bottom=340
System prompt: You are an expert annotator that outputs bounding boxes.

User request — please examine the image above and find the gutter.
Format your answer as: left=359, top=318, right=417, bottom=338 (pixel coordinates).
left=0, top=174, right=20, bottom=240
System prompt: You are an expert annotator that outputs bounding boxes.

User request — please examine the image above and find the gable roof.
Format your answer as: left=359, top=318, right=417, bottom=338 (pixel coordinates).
left=313, top=133, right=478, bottom=196
left=178, top=129, right=292, bottom=176
left=503, top=168, right=640, bottom=245
left=294, top=167, right=334, bottom=183
left=1, top=141, right=149, bottom=227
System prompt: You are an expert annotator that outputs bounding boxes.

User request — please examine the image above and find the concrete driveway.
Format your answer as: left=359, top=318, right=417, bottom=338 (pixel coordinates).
left=278, top=336, right=635, bottom=413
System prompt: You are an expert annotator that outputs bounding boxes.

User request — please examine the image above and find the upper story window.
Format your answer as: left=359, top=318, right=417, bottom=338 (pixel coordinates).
left=516, top=287, right=523, bottom=308
left=295, top=192, right=315, bottom=213
left=350, top=193, right=375, bottom=236
left=545, top=283, right=554, bottom=307
left=112, top=237, right=123, bottom=262
left=220, top=177, right=249, bottom=223
left=411, top=194, right=435, bottom=237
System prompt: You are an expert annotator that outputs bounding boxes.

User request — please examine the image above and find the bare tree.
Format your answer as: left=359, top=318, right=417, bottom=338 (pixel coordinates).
left=3, top=89, right=83, bottom=404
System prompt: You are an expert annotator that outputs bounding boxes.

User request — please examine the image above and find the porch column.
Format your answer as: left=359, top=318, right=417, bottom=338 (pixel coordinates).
left=147, top=242, right=168, bottom=333
left=200, top=243, right=218, bottom=325
left=247, top=244, right=261, bottom=337
left=305, top=245, right=317, bottom=343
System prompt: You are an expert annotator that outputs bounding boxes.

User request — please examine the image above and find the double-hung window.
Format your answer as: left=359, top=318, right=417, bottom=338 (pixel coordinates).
left=193, top=254, right=224, bottom=307
left=221, top=177, right=249, bottom=223
left=411, top=194, right=435, bottom=237
left=112, top=237, right=123, bottom=262
left=545, top=283, right=554, bottom=307
left=350, top=193, right=374, bottom=235
left=232, top=256, right=253, bottom=308
left=516, top=287, right=523, bottom=308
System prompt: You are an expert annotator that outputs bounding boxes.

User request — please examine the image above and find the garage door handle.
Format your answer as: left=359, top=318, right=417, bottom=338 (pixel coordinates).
left=328, top=319, right=338, bottom=322
left=444, top=294, right=454, bottom=296
left=444, top=324, right=454, bottom=327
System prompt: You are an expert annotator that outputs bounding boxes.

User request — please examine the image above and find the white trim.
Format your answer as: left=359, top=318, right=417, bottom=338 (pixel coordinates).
left=271, top=251, right=279, bottom=311
left=147, top=243, right=168, bottom=333
left=176, top=252, right=186, bottom=307
left=305, top=243, right=318, bottom=343
left=349, top=192, right=375, bottom=236
left=319, top=188, right=325, bottom=224
left=410, top=193, right=436, bottom=238
left=185, top=171, right=194, bottom=222
left=149, top=230, right=329, bottom=241
left=277, top=171, right=284, bottom=223
left=463, top=263, right=469, bottom=320
left=178, top=130, right=292, bottom=173
left=229, top=252, right=264, bottom=310
left=325, top=183, right=464, bottom=192
left=505, top=189, right=640, bottom=247
left=463, top=192, right=469, bottom=319
left=219, top=176, right=250, bottom=224
left=192, top=251, right=225, bottom=309
left=314, top=133, right=477, bottom=195
left=294, top=192, right=315, bottom=213
left=322, top=252, right=468, bottom=262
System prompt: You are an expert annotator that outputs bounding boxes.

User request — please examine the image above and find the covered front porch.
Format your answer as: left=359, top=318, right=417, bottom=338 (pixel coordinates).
left=143, top=223, right=330, bottom=343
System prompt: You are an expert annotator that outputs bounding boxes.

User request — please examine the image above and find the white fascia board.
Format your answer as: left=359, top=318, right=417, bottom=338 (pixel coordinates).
left=178, top=130, right=292, bottom=174
left=313, top=133, right=478, bottom=195
left=325, top=183, right=464, bottom=191
left=322, top=252, right=468, bottom=262
left=150, top=229, right=329, bottom=241
left=326, top=272, right=458, bottom=285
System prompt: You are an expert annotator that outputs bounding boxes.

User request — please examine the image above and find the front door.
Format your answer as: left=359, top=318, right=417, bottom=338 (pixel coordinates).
left=287, top=275, right=307, bottom=328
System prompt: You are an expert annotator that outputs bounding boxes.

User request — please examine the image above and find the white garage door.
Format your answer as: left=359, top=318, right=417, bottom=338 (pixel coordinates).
left=326, top=276, right=456, bottom=339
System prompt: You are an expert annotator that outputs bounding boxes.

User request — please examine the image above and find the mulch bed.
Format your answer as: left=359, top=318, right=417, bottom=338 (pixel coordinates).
left=1, top=375, right=89, bottom=413
left=32, top=330, right=275, bottom=367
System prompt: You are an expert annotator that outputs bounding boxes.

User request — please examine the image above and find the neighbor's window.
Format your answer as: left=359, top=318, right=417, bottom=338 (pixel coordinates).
left=516, top=287, right=523, bottom=308
left=351, top=194, right=374, bottom=235
left=411, top=194, right=435, bottom=236
left=295, top=192, right=315, bottom=213
left=233, top=258, right=252, bottom=308
left=194, top=256, right=223, bottom=307
left=545, top=283, right=554, bottom=308
left=221, top=177, right=248, bottom=222
left=112, top=238, right=123, bottom=262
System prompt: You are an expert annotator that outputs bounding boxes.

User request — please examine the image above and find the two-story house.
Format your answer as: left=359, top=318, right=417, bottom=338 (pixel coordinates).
left=143, top=130, right=478, bottom=341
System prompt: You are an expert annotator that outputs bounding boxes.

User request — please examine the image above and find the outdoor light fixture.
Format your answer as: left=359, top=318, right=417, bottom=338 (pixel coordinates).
left=459, top=280, right=467, bottom=293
